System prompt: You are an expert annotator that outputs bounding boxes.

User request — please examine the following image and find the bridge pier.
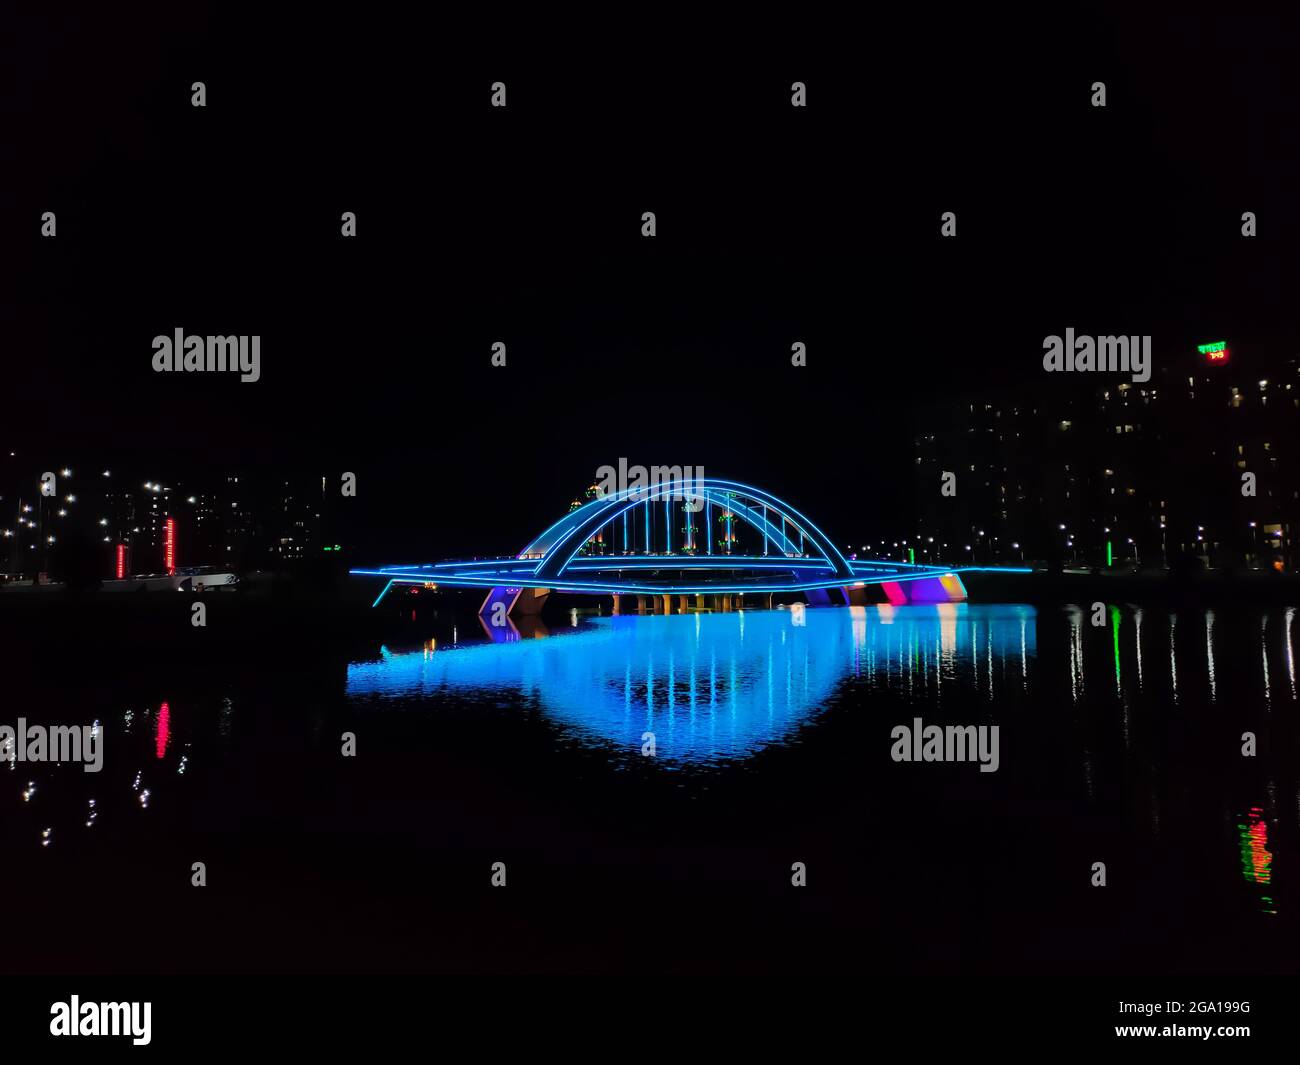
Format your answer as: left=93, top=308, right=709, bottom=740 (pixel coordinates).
left=881, top=573, right=967, bottom=604
left=478, top=586, right=551, bottom=620
left=516, top=587, right=550, bottom=615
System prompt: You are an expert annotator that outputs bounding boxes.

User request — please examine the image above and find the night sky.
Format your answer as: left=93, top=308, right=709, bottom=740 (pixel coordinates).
left=6, top=9, right=1300, bottom=560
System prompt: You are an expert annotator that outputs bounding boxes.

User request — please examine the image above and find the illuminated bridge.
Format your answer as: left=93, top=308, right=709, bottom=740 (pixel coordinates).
left=352, top=478, right=1029, bottom=617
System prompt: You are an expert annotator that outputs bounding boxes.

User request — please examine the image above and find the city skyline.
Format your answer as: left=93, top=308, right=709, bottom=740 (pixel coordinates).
left=5, top=333, right=1295, bottom=578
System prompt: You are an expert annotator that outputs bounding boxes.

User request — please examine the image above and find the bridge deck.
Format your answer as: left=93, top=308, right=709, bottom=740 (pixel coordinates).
left=351, top=557, right=1026, bottom=596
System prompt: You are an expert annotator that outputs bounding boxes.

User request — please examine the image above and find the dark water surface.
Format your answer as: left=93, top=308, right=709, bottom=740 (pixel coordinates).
left=4, top=603, right=1299, bottom=974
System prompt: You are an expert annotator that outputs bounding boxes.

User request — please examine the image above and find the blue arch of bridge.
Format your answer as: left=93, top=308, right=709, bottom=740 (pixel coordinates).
left=527, top=478, right=855, bottom=582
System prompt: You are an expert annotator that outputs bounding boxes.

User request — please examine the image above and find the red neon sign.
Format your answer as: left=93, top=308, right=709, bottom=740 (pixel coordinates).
left=164, top=518, right=176, bottom=574
left=115, top=543, right=126, bottom=579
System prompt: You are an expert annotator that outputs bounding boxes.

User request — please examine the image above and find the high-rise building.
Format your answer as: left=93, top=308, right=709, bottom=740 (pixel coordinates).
left=912, top=349, right=1299, bottom=570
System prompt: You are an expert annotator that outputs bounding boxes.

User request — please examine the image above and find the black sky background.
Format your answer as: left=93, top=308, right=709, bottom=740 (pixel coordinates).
left=4, top=8, right=1299, bottom=561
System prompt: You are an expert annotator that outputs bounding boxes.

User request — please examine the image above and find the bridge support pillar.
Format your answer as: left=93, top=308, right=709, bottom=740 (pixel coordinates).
left=479, top=586, right=551, bottom=620
left=612, top=594, right=622, bottom=616
left=881, top=573, right=967, bottom=604
left=513, top=587, right=550, bottom=615
left=661, top=594, right=672, bottom=615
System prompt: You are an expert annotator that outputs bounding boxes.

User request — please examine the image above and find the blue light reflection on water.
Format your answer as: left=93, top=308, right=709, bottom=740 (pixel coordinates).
left=345, top=604, right=1038, bottom=766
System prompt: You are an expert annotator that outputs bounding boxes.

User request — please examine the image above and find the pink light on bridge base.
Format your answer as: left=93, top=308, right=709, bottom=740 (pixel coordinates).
left=881, top=581, right=909, bottom=606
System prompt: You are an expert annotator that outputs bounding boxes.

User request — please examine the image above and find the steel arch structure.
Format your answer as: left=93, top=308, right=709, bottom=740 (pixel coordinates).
left=352, top=477, right=1029, bottom=610
left=526, top=478, right=852, bottom=582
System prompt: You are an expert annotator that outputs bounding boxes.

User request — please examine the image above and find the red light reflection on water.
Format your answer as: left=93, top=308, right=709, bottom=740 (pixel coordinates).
left=156, top=702, right=170, bottom=760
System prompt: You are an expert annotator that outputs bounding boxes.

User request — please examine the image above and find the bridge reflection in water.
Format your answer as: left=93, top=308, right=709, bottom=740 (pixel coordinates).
left=345, top=604, right=1037, bottom=766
